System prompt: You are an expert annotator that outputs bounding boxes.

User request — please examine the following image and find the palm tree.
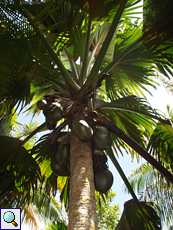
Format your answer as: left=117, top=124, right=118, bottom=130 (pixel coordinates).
left=0, top=0, right=173, bottom=229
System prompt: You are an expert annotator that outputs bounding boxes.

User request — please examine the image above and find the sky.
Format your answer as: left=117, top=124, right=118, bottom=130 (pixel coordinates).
left=18, top=80, right=173, bottom=230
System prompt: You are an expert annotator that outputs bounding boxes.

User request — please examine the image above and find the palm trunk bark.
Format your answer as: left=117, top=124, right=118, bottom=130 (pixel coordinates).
left=68, top=132, right=98, bottom=230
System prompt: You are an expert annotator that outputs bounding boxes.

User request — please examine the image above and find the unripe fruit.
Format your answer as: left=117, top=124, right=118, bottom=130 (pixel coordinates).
left=37, top=99, right=48, bottom=110
left=72, top=120, right=93, bottom=142
left=46, top=102, right=63, bottom=122
left=51, top=154, right=70, bottom=176
left=56, top=144, right=70, bottom=164
left=94, top=169, right=113, bottom=193
left=92, top=126, right=112, bottom=150
left=46, top=119, right=57, bottom=130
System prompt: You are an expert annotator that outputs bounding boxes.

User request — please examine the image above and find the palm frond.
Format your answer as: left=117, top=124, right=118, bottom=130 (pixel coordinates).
left=24, top=0, right=87, bottom=50
left=32, top=192, right=66, bottom=223
left=142, top=0, right=173, bottom=78
left=66, top=0, right=142, bottom=21
left=14, top=0, right=81, bottom=92
left=96, top=95, right=165, bottom=123
left=124, top=163, right=154, bottom=193
left=116, top=199, right=161, bottom=230
left=0, top=1, right=75, bottom=115
left=103, top=23, right=158, bottom=98
left=22, top=191, right=68, bottom=229
left=0, top=112, right=20, bottom=136
left=147, top=122, right=173, bottom=169
left=96, top=95, right=157, bottom=156
left=125, top=162, right=173, bottom=225
left=0, top=136, right=41, bottom=207
left=22, top=206, right=39, bottom=230
left=73, top=0, right=129, bottom=100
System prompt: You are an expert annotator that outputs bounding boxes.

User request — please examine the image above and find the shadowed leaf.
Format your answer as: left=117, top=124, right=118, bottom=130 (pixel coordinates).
left=116, top=199, right=161, bottom=230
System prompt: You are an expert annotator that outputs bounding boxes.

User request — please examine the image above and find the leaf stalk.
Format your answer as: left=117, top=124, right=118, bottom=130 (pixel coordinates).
left=73, top=0, right=128, bottom=101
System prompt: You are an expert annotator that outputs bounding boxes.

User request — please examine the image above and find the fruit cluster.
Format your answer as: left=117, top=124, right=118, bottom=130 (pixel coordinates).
left=37, top=99, right=114, bottom=193
left=37, top=98, right=63, bottom=130
left=92, top=126, right=113, bottom=193
left=51, top=144, right=70, bottom=177
left=71, top=120, right=114, bottom=193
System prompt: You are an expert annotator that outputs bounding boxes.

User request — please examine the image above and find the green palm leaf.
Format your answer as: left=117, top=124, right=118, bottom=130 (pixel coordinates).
left=0, top=1, right=74, bottom=114
left=103, top=23, right=158, bottom=98
left=147, top=122, right=173, bottom=168
left=96, top=95, right=164, bottom=122
left=115, top=199, right=161, bottom=230
left=124, top=163, right=154, bottom=193
left=32, top=192, right=64, bottom=222
left=22, top=191, right=68, bottom=230
left=0, top=112, right=20, bottom=136
left=24, top=0, right=88, bottom=49
left=142, top=0, right=173, bottom=77
left=125, top=163, right=173, bottom=225
left=96, top=95, right=157, bottom=155
left=0, top=136, right=41, bottom=207
left=66, top=0, right=142, bottom=21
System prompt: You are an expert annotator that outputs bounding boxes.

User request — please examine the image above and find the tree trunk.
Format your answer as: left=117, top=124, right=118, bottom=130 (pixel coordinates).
left=68, top=132, right=98, bottom=230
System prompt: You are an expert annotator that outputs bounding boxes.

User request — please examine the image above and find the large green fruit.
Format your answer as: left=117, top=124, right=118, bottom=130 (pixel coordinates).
left=46, top=102, right=63, bottom=122
left=37, top=99, right=48, bottom=110
left=46, top=119, right=57, bottom=130
left=72, top=120, right=93, bottom=142
left=55, top=144, right=70, bottom=164
left=94, top=170, right=113, bottom=193
left=92, top=126, right=112, bottom=150
left=51, top=155, right=70, bottom=176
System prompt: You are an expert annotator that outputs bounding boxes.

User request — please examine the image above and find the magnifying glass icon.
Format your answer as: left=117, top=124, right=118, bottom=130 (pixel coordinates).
left=3, top=211, right=18, bottom=227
